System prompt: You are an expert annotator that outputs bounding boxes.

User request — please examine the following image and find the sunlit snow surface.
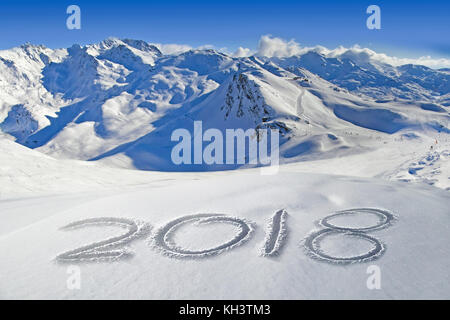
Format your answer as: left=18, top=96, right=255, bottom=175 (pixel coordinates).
left=0, top=39, right=449, bottom=299
left=0, top=139, right=449, bottom=299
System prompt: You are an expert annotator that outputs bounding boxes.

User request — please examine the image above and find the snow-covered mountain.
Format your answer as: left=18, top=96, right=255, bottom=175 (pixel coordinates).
left=1, top=39, right=450, bottom=300
left=0, top=38, right=448, bottom=175
left=268, top=51, right=450, bottom=101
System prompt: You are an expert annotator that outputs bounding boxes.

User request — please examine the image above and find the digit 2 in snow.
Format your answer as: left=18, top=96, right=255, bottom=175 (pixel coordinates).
left=55, top=208, right=395, bottom=264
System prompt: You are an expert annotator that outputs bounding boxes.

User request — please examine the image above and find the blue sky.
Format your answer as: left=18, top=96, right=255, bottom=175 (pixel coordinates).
left=0, top=0, right=448, bottom=60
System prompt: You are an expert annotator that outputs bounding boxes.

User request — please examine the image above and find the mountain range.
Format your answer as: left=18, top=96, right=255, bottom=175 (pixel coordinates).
left=1, top=38, right=450, bottom=299
left=0, top=38, right=448, bottom=171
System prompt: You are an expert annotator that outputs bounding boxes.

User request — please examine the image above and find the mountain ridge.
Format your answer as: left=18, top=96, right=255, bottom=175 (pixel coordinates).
left=0, top=38, right=448, bottom=171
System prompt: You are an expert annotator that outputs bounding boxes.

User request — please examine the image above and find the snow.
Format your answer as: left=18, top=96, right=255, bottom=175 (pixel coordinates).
left=0, top=166, right=449, bottom=299
left=260, top=209, right=288, bottom=257
left=0, top=39, right=449, bottom=299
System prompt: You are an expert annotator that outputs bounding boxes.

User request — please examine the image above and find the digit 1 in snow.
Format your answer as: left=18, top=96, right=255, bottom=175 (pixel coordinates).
left=261, top=209, right=288, bottom=257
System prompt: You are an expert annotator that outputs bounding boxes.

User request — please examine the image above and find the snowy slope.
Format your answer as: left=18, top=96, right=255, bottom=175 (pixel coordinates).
left=66, top=53, right=450, bottom=173
left=0, top=39, right=448, bottom=169
left=0, top=135, right=195, bottom=199
left=0, top=164, right=449, bottom=299
left=0, top=39, right=449, bottom=299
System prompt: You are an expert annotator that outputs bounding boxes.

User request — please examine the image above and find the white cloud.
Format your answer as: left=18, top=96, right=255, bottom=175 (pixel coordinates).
left=326, top=45, right=450, bottom=69
left=255, top=35, right=450, bottom=69
left=257, top=35, right=305, bottom=57
left=232, top=47, right=253, bottom=57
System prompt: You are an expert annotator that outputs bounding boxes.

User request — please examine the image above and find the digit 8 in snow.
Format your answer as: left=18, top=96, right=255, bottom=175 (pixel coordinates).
left=304, top=208, right=395, bottom=264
